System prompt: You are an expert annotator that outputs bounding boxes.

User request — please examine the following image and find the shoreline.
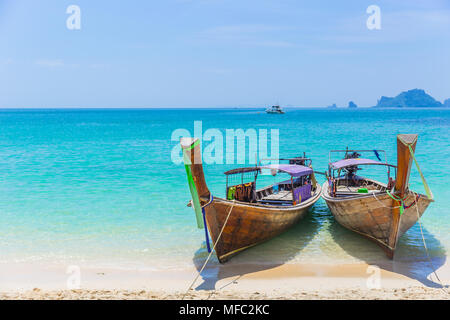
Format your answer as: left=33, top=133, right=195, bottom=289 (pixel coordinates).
left=2, top=286, right=448, bottom=300
left=1, top=261, right=449, bottom=300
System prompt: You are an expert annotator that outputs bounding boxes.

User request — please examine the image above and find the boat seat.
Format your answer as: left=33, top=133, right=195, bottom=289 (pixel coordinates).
left=257, top=199, right=292, bottom=205
left=335, top=190, right=383, bottom=196
left=261, top=190, right=293, bottom=202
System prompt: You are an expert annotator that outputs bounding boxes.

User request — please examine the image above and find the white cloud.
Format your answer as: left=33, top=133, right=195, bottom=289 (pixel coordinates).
left=90, top=63, right=109, bottom=69
left=196, top=24, right=297, bottom=47
left=0, top=58, right=13, bottom=66
left=206, top=67, right=230, bottom=73
left=307, top=48, right=355, bottom=55
left=36, top=59, right=65, bottom=67
left=243, top=40, right=296, bottom=48
left=204, top=24, right=293, bottom=35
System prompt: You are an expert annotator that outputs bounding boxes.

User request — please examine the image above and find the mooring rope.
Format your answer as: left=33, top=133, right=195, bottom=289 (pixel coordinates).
left=404, top=146, right=447, bottom=292
left=408, top=146, right=434, bottom=200
left=374, top=189, right=447, bottom=292
left=182, top=199, right=236, bottom=300
left=372, top=191, right=402, bottom=209
left=411, top=191, right=448, bottom=293
left=386, top=190, right=407, bottom=215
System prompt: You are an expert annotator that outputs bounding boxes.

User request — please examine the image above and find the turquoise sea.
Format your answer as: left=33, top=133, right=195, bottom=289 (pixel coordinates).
left=0, top=108, right=449, bottom=283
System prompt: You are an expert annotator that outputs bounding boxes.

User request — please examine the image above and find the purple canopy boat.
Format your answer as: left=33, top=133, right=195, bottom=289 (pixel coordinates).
left=322, top=135, right=434, bottom=258
left=181, top=138, right=321, bottom=263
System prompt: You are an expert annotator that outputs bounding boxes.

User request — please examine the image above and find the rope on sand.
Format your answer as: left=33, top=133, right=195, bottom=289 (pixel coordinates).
left=411, top=191, right=447, bottom=294
left=182, top=200, right=236, bottom=300
left=404, top=147, right=446, bottom=291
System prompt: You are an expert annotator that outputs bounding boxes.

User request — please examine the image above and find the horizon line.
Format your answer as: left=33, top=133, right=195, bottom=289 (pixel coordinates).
left=0, top=105, right=378, bottom=109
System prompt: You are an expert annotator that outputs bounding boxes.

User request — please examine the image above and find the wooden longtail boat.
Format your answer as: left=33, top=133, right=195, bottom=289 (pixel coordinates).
left=181, top=138, right=321, bottom=263
left=322, top=134, right=434, bottom=259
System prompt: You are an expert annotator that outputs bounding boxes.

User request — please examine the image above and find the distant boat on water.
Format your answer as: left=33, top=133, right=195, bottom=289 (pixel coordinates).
left=265, top=105, right=284, bottom=114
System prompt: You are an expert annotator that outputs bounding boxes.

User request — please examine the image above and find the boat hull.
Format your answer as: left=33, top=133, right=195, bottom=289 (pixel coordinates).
left=322, top=181, right=432, bottom=258
left=205, top=184, right=322, bottom=263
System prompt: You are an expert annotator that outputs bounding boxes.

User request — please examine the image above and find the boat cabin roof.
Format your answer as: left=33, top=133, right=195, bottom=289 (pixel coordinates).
left=260, top=164, right=313, bottom=177
left=224, top=164, right=313, bottom=178
left=224, top=167, right=260, bottom=175
left=330, top=158, right=396, bottom=170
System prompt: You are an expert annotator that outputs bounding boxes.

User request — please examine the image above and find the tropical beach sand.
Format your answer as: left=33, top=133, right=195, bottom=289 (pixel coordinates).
left=1, top=262, right=449, bottom=300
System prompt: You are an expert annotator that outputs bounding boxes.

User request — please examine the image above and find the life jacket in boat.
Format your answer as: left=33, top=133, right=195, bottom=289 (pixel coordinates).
left=227, top=186, right=236, bottom=200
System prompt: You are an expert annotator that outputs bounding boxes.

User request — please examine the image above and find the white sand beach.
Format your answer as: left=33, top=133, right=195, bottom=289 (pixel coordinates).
left=1, top=261, right=449, bottom=300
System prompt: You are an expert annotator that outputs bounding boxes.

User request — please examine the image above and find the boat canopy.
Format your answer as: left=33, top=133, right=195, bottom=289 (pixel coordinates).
left=330, top=158, right=391, bottom=170
left=224, top=167, right=260, bottom=175
left=260, top=164, right=313, bottom=177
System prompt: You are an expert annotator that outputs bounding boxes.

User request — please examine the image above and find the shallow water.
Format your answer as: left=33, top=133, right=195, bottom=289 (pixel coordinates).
left=0, top=108, right=448, bottom=274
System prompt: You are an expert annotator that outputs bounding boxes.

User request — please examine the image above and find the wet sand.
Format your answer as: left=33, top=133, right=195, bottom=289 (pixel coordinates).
left=1, top=261, right=449, bottom=300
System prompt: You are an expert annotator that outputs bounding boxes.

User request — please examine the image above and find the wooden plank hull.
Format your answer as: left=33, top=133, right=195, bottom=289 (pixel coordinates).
left=322, top=181, right=432, bottom=258
left=206, top=184, right=322, bottom=263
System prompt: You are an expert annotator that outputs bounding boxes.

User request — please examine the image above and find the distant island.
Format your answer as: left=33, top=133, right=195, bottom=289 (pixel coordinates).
left=348, top=101, right=358, bottom=108
left=373, top=89, right=447, bottom=108
left=444, top=99, right=450, bottom=108
left=326, top=102, right=358, bottom=108
left=323, top=89, right=448, bottom=109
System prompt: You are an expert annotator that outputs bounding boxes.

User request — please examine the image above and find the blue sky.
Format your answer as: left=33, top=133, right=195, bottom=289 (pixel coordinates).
left=0, top=0, right=449, bottom=108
